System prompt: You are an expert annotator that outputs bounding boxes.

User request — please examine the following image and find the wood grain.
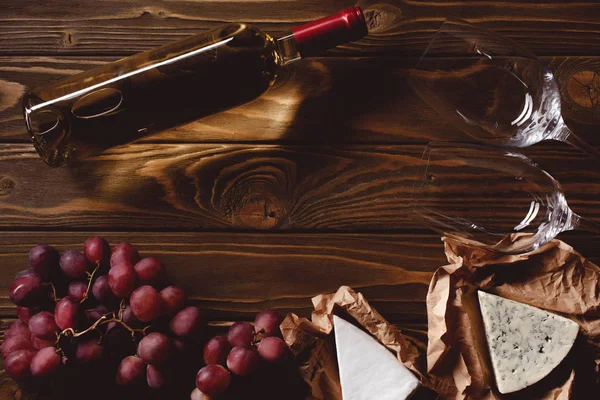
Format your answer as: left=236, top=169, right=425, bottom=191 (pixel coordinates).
left=0, top=144, right=425, bottom=230
left=1, top=0, right=600, bottom=398
left=2, top=56, right=600, bottom=147
left=0, top=143, right=599, bottom=231
left=0, top=232, right=446, bottom=321
left=2, top=0, right=600, bottom=56
left=0, top=231, right=597, bottom=321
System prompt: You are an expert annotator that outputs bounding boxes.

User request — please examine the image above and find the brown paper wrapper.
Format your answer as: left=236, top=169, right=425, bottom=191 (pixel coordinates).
left=281, top=286, right=436, bottom=399
left=427, top=234, right=600, bottom=399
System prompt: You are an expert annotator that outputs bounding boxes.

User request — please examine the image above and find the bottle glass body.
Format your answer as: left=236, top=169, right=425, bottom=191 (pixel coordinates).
left=23, top=24, right=283, bottom=167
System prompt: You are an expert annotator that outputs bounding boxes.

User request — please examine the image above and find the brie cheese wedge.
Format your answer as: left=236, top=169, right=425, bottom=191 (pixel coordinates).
left=478, top=291, right=579, bottom=394
left=333, top=315, right=419, bottom=400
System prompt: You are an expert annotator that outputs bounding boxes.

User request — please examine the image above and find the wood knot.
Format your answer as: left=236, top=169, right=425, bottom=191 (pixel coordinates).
left=217, top=161, right=292, bottom=229
left=0, top=176, right=15, bottom=196
left=140, top=9, right=167, bottom=18
left=234, top=197, right=283, bottom=229
left=553, top=58, right=600, bottom=124
left=363, top=4, right=403, bottom=34
left=566, top=70, right=600, bottom=109
left=62, top=31, right=76, bottom=47
left=189, top=149, right=295, bottom=229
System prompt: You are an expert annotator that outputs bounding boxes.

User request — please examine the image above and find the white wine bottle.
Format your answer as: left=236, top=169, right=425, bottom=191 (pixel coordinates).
left=23, top=7, right=369, bottom=167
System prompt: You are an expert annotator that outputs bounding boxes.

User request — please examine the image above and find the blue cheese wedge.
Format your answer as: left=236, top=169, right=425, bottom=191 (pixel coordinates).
left=333, top=315, right=419, bottom=400
left=477, top=291, right=579, bottom=394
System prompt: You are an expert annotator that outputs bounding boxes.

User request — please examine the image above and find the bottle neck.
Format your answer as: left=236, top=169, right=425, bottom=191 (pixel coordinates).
left=276, top=6, right=368, bottom=64
left=276, top=34, right=302, bottom=66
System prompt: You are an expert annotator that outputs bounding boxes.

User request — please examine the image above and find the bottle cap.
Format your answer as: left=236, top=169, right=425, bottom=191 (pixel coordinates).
left=291, top=6, right=368, bottom=57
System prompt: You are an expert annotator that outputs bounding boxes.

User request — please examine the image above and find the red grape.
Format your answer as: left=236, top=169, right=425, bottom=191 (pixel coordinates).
left=28, top=245, right=59, bottom=281
left=75, top=338, right=103, bottom=364
left=83, top=236, right=110, bottom=264
left=16, top=307, right=38, bottom=324
left=86, top=305, right=109, bottom=323
left=108, top=262, right=138, bottom=298
left=68, top=281, right=88, bottom=302
left=104, top=325, right=136, bottom=360
left=138, top=332, right=171, bottom=365
left=91, top=275, right=118, bottom=306
left=120, top=306, right=141, bottom=329
left=29, top=311, right=58, bottom=340
left=169, top=306, right=203, bottom=337
left=9, top=272, right=43, bottom=307
left=160, top=286, right=186, bottom=317
left=173, top=338, right=194, bottom=354
left=146, top=364, right=167, bottom=389
left=130, top=285, right=162, bottom=323
left=1, top=336, right=33, bottom=358
left=257, top=336, right=289, bottom=363
left=31, top=336, right=55, bottom=350
left=54, top=296, right=79, bottom=330
left=203, top=336, right=231, bottom=366
left=227, top=321, right=254, bottom=347
left=5, top=349, right=35, bottom=380
left=254, top=309, right=284, bottom=337
left=5, top=321, right=31, bottom=341
left=226, top=346, right=260, bottom=376
left=134, top=257, right=166, bottom=287
left=196, top=365, right=231, bottom=397
left=60, top=250, right=91, bottom=279
left=110, top=243, right=140, bottom=268
left=30, top=347, right=61, bottom=377
left=5, top=242, right=211, bottom=390
left=116, top=355, right=145, bottom=386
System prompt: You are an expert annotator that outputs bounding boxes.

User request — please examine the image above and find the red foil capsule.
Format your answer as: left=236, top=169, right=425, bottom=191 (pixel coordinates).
left=292, top=6, right=368, bottom=57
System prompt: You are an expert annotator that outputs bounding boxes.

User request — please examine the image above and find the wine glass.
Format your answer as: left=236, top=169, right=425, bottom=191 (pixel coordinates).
left=409, top=143, right=600, bottom=254
left=407, top=19, right=600, bottom=160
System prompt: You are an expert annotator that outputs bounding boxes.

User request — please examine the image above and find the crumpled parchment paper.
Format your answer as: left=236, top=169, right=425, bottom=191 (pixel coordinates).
left=281, top=235, right=600, bottom=400
left=281, top=286, right=435, bottom=399
left=426, top=235, right=600, bottom=399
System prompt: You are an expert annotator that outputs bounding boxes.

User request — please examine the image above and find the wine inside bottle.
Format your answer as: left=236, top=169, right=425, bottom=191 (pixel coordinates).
left=23, top=7, right=368, bottom=167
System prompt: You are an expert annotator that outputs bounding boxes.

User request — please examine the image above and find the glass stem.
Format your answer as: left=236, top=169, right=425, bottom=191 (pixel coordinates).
left=569, top=212, right=600, bottom=234
left=556, top=123, right=600, bottom=161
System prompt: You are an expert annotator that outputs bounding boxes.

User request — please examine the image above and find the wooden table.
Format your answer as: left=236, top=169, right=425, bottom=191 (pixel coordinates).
left=1, top=0, right=600, bottom=398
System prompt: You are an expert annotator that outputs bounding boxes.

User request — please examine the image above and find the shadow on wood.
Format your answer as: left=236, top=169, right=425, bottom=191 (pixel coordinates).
left=277, top=57, right=465, bottom=144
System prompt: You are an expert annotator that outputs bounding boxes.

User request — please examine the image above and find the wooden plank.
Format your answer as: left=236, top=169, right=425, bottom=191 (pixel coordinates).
left=0, top=232, right=446, bottom=320
left=1, top=143, right=599, bottom=231
left=0, top=231, right=597, bottom=320
left=0, top=143, right=425, bottom=230
left=2, top=56, right=600, bottom=146
left=1, top=1, right=600, bottom=56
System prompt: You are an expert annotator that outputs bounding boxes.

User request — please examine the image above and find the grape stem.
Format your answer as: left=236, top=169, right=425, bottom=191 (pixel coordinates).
left=45, top=282, right=61, bottom=303
left=118, top=299, right=126, bottom=319
left=59, top=311, right=149, bottom=341
left=79, top=263, right=101, bottom=304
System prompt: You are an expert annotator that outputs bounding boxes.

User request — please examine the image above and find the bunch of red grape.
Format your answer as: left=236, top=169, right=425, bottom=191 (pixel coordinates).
left=3, top=237, right=203, bottom=393
left=192, top=309, right=289, bottom=398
